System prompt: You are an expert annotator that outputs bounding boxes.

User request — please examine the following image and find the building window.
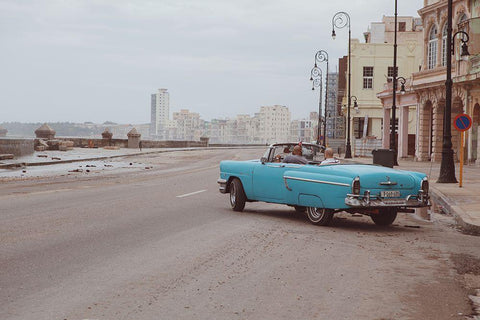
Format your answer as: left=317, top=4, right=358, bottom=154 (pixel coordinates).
left=428, top=25, right=438, bottom=69
left=363, top=66, right=373, bottom=89
left=387, top=66, right=398, bottom=82
left=353, top=117, right=365, bottom=139
left=442, top=24, right=448, bottom=66
left=457, top=13, right=468, bottom=30
left=399, top=22, right=406, bottom=32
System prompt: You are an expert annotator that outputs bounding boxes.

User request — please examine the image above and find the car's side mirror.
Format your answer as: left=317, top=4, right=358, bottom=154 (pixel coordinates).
left=260, top=157, right=267, bottom=164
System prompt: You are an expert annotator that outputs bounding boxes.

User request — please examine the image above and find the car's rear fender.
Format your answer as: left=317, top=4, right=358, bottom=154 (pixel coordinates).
left=298, top=194, right=325, bottom=208
left=283, top=170, right=352, bottom=209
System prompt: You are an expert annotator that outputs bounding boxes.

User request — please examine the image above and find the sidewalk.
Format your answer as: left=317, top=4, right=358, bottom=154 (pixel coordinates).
left=344, top=156, right=480, bottom=235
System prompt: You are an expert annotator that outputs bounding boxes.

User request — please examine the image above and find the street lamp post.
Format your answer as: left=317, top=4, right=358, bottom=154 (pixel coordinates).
left=390, top=0, right=399, bottom=166
left=332, top=11, right=352, bottom=158
left=352, top=96, right=358, bottom=113
left=397, top=76, right=407, bottom=94
left=438, top=0, right=470, bottom=183
left=310, top=66, right=323, bottom=145
left=315, top=50, right=329, bottom=148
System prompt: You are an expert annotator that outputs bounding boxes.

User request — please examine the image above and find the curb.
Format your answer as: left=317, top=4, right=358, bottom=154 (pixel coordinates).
left=430, top=186, right=480, bottom=236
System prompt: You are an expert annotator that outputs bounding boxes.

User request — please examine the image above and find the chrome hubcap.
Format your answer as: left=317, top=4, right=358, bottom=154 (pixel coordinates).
left=309, top=207, right=324, bottom=220
left=230, top=184, right=236, bottom=204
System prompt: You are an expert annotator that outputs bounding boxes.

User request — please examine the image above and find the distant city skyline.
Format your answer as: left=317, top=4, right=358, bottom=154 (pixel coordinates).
left=0, top=0, right=422, bottom=124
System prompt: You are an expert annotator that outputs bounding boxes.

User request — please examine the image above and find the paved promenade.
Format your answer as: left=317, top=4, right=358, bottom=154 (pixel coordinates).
left=345, top=156, right=480, bottom=235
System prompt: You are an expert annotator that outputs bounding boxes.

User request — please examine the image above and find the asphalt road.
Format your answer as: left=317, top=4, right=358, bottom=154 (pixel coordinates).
left=1, top=148, right=480, bottom=320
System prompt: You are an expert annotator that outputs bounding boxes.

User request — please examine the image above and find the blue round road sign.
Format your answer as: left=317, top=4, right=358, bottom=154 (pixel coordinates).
left=454, top=113, right=472, bottom=132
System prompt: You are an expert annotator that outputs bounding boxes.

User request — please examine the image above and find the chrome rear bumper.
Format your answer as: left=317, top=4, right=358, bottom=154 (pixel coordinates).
left=345, top=190, right=429, bottom=208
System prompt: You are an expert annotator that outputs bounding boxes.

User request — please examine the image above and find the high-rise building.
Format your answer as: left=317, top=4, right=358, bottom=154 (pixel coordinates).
left=337, top=56, right=348, bottom=140
left=150, top=88, right=170, bottom=138
left=326, top=73, right=339, bottom=139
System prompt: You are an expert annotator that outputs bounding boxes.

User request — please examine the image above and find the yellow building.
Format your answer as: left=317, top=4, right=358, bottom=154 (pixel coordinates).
left=346, top=16, right=423, bottom=156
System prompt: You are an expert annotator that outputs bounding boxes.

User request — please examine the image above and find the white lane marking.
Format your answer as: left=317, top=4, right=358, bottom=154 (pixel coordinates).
left=176, top=189, right=207, bottom=198
left=28, top=188, right=74, bottom=195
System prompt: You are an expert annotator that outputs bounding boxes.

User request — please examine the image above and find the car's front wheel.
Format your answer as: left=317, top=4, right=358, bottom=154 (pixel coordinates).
left=306, top=207, right=333, bottom=226
left=229, top=178, right=246, bottom=212
left=371, top=208, right=397, bottom=226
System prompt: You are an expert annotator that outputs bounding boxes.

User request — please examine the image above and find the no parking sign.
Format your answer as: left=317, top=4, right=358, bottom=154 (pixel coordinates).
left=454, top=113, right=472, bottom=132
left=453, top=113, right=472, bottom=188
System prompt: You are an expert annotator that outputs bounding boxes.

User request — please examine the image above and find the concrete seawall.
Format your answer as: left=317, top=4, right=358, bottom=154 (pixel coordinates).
left=49, top=138, right=209, bottom=149
left=47, top=138, right=266, bottom=149
left=0, top=138, right=34, bottom=156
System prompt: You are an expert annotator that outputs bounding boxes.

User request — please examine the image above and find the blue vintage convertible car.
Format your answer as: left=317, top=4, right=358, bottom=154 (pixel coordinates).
left=217, top=143, right=429, bottom=226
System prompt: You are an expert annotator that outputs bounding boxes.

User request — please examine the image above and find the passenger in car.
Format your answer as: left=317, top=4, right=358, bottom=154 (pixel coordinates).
left=320, top=148, right=340, bottom=165
left=283, top=145, right=308, bottom=164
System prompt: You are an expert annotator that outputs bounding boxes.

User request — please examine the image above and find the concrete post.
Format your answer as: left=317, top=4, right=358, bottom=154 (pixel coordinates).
left=127, top=128, right=141, bottom=149
left=34, top=123, right=56, bottom=140
left=0, top=126, right=7, bottom=137
left=398, top=105, right=409, bottom=158
left=200, top=137, right=209, bottom=147
left=382, top=108, right=390, bottom=149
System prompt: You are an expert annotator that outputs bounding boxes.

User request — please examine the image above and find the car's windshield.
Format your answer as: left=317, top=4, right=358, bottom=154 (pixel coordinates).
left=270, top=144, right=323, bottom=162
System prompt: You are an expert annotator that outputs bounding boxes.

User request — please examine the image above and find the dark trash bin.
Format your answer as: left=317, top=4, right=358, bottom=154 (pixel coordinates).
left=372, top=149, right=395, bottom=168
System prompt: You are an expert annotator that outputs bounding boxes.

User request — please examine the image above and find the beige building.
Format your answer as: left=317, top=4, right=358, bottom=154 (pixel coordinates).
left=411, top=0, right=480, bottom=164
left=208, top=119, right=228, bottom=143
left=235, top=114, right=258, bottom=144
left=172, top=109, right=205, bottom=141
left=347, top=16, right=423, bottom=156
left=256, top=105, right=291, bottom=144
left=290, top=119, right=315, bottom=143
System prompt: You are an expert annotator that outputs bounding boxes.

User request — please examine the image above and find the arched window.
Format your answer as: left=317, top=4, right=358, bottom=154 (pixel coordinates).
left=457, top=13, right=468, bottom=30
left=428, top=25, right=438, bottom=69
left=442, top=24, right=448, bottom=66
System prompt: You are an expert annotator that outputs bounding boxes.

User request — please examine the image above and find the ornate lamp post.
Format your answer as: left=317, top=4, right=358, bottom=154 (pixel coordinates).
left=332, top=11, right=352, bottom=158
left=438, top=0, right=470, bottom=183
left=310, top=66, right=323, bottom=145
left=352, top=96, right=358, bottom=113
left=390, top=0, right=410, bottom=165
left=314, top=50, right=329, bottom=148
left=397, top=76, right=407, bottom=94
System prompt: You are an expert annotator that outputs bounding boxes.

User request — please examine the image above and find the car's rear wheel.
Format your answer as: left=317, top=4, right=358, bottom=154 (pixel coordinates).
left=229, top=178, right=246, bottom=212
left=306, top=207, right=333, bottom=226
left=371, top=208, right=397, bottom=226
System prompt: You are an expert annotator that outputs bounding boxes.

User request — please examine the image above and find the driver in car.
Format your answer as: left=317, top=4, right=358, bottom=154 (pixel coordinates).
left=283, top=145, right=308, bottom=164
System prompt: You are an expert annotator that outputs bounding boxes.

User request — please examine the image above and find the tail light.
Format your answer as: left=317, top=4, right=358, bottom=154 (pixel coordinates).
left=352, top=177, right=361, bottom=195
left=421, top=177, right=429, bottom=194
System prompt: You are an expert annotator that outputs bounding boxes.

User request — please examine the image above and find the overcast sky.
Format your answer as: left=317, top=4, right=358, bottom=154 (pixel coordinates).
left=0, top=0, right=423, bottom=124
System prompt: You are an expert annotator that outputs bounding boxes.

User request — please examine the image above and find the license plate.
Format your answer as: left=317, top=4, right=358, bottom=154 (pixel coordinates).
left=381, top=190, right=401, bottom=198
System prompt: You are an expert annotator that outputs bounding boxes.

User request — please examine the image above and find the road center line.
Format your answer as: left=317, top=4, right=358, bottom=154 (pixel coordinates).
left=176, top=189, right=207, bottom=198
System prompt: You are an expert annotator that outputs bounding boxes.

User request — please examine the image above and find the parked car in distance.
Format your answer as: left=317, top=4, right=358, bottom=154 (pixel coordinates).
left=218, top=143, right=429, bottom=226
